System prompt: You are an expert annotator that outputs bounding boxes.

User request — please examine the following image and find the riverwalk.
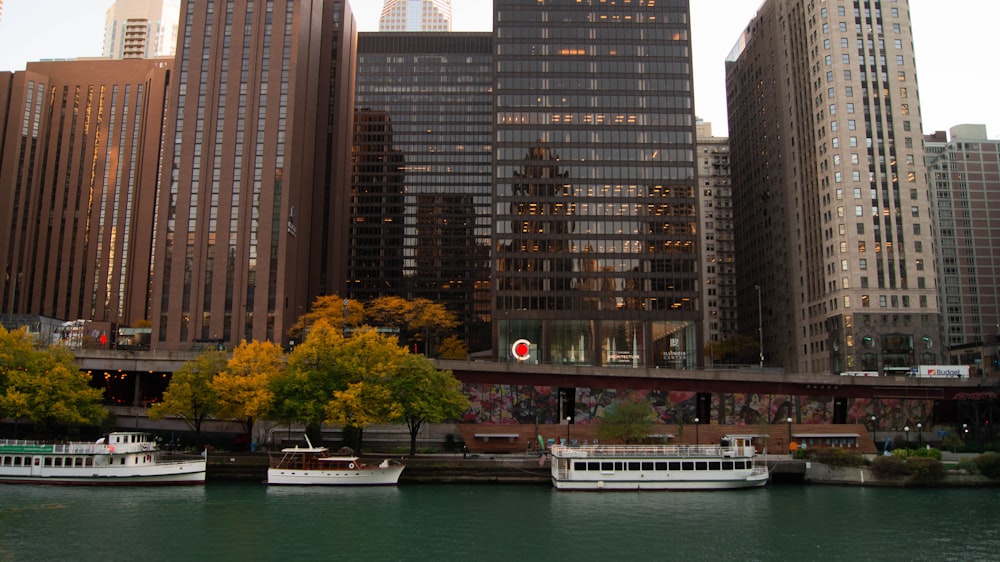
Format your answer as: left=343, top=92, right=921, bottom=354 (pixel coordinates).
left=204, top=451, right=995, bottom=487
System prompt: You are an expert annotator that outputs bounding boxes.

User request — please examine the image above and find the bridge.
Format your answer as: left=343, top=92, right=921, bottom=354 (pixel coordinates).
left=74, top=349, right=990, bottom=402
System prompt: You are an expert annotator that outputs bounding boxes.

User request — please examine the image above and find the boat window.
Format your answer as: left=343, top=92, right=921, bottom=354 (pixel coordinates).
left=709, top=462, right=721, bottom=470
left=696, top=462, right=708, bottom=471
left=737, top=461, right=746, bottom=470
left=573, top=461, right=587, bottom=471
left=86, top=458, right=94, bottom=467
left=668, top=461, right=680, bottom=471
left=54, top=458, right=63, bottom=467
left=44, top=458, right=53, bottom=467
left=600, top=462, right=614, bottom=471
left=723, top=461, right=734, bottom=470
left=681, top=462, right=694, bottom=471
left=655, top=462, right=668, bottom=470
left=641, top=462, right=654, bottom=471
left=627, top=462, right=641, bottom=471
left=13, top=457, right=22, bottom=466
left=587, top=462, right=600, bottom=471
left=2, top=456, right=9, bottom=466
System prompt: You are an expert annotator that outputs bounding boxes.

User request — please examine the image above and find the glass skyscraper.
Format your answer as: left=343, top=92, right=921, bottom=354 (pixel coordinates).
left=494, top=0, right=699, bottom=367
left=351, top=33, right=494, bottom=353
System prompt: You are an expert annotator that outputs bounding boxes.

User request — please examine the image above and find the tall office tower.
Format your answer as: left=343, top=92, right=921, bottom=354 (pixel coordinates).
left=494, top=0, right=699, bottom=368
left=151, top=0, right=357, bottom=350
left=696, top=122, right=738, bottom=364
left=378, top=0, right=452, bottom=32
left=726, top=0, right=940, bottom=374
left=0, top=59, right=172, bottom=333
left=926, top=125, right=1000, bottom=373
left=351, top=33, right=493, bottom=353
left=103, top=0, right=181, bottom=59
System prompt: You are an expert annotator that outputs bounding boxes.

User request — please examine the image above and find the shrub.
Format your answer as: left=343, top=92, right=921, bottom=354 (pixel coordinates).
left=871, top=454, right=909, bottom=478
left=909, top=447, right=942, bottom=460
left=811, top=447, right=865, bottom=467
left=906, top=457, right=946, bottom=484
left=956, top=458, right=978, bottom=474
left=973, top=452, right=1000, bottom=479
left=941, top=434, right=964, bottom=453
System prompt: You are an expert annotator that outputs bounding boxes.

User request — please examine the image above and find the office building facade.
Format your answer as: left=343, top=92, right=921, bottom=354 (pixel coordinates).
left=0, top=59, right=172, bottom=332
left=351, top=32, right=493, bottom=353
left=726, top=0, right=940, bottom=374
left=103, top=0, right=181, bottom=59
left=926, top=125, right=1000, bottom=373
left=378, top=0, right=452, bottom=32
left=494, top=0, right=700, bottom=367
left=150, top=0, right=357, bottom=350
left=696, top=122, right=738, bottom=363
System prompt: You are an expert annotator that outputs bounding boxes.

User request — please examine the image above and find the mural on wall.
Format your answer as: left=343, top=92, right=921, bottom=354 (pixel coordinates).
left=460, top=384, right=938, bottom=429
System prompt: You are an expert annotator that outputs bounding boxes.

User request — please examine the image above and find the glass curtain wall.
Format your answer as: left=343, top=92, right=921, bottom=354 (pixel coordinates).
left=494, top=0, right=700, bottom=367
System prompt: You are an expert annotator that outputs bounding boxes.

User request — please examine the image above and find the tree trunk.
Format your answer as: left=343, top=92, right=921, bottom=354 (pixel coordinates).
left=408, top=418, right=423, bottom=457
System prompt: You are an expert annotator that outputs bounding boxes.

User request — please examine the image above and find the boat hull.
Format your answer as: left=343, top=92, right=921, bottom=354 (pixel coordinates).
left=0, top=460, right=206, bottom=486
left=267, top=465, right=404, bottom=486
left=552, top=470, right=769, bottom=491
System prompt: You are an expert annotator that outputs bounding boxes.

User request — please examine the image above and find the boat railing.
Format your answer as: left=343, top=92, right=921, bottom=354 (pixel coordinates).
left=549, top=444, right=755, bottom=459
left=0, top=439, right=155, bottom=455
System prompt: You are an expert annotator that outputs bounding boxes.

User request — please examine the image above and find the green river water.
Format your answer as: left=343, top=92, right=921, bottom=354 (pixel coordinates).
left=1, top=483, right=998, bottom=561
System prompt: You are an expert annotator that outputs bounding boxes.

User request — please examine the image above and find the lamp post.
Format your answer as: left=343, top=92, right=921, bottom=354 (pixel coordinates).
left=754, top=284, right=764, bottom=369
left=963, top=423, right=969, bottom=442
left=904, top=426, right=910, bottom=448
left=871, top=415, right=878, bottom=452
left=787, top=417, right=793, bottom=453
left=694, top=417, right=700, bottom=445
left=566, top=416, right=572, bottom=445
left=917, top=423, right=923, bottom=447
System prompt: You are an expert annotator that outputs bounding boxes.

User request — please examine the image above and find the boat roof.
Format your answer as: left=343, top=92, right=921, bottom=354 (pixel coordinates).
left=279, top=446, right=328, bottom=454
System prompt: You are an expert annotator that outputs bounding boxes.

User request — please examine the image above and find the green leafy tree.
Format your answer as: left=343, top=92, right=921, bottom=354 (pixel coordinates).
left=390, top=354, right=468, bottom=456
left=595, top=396, right=656, bottom=444
left=274, top=320, right=349, bottom=441
left=275, top=322, right=409, bottom=447
left=326, top=381, right=401, bottom=453
left=0, top=328, right=106, bottom=436
left=211, top=340, right=284, bottom=443
left=148, top=350, right=227, bottom=444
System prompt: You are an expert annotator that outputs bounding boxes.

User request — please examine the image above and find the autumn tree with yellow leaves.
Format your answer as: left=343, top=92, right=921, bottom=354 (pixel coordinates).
left=210, top=340, right=284, bottom=445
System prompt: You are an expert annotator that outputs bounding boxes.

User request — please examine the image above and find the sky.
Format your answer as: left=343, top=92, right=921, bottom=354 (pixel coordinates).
left=0, top=0, right=996, bottom=138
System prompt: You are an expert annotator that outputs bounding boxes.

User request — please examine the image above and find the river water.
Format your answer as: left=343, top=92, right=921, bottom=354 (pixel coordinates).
left=1, top=483, right=997, bottom=561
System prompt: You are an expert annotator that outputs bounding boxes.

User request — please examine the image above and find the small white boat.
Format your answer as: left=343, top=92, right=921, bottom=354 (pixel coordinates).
left=0, top=431, right=206, bottom=486
left=267, top=436, right=404, bottom=486
left=549, top=435, right=769, bottom=491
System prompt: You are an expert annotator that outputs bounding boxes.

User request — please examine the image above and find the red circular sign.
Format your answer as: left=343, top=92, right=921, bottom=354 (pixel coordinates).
left=511, top=339, right=531, bottom=361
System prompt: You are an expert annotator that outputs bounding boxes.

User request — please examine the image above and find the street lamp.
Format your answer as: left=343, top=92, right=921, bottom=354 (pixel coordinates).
left=566, top=416, right=572, bottom=445
left=787, top=417, right=793, bottom=453
left=871, top=415, right=878, bottom=452
left=754, top=284, right=764, bottom=369
left=963, top=423, right=969, bottom=441
left=904, top=425, right=910, bottom=448
left=694, top=417, right=700, bottom=445
left=917, top=423, right=923, bottom=447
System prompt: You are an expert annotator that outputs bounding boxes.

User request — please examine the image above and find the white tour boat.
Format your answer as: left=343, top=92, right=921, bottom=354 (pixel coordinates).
left=0, top=431, right=206, bottom=486
left=549, top=435, right=769, bottom=491
left=267, top=436, right=404, bottom=486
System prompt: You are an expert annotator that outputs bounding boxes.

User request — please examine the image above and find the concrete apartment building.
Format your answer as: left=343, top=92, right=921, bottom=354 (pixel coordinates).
left=103, top=0, right=181, bottom=59
left=726, top=0, right=940, bottom=374
left=696, top=122, right=738, bottom=364
left=0, top=59, right=172, bottom=332
left=150, top=0, right=357, bottom=349
left=925, top=124, right=1000, bottom=374
left=378, top=0, right=452, bottom=32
